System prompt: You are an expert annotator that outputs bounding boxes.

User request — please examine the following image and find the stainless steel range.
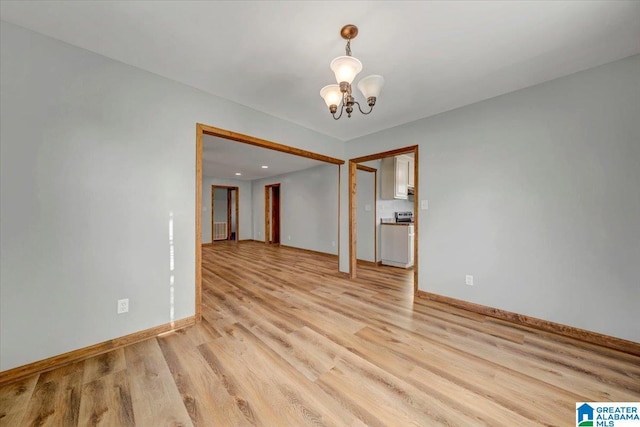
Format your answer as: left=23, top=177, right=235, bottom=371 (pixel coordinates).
left=394, top=211, right=413, bottom=223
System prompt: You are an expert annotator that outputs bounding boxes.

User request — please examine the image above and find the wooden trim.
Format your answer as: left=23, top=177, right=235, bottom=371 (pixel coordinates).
left=0, top=316, right=195, bottom=386
left=356, top=259, right=378, bottom=266
left=350, top=145, right=419, bottom=164
left=416, top=291, right=640, bottom=357
left=412, top=146, right=419, bottom=293
left=348, top=161, right=357, bottom=279
left=356, top=164, right=377, bottom=173
left=373, top=168, right=378, bottom=265
left=195, top=124, right=203, bottom=322
left=199, top=124, right=345, bottom=165
left=280, top=244, right=338, bottom=259
left=235, top=187, right=239, bottom=241
left=264, top=186, right=269, bottom=243
left=227, top=189, right=232, bottom=238
left=337, top=165, right=341, bottom=265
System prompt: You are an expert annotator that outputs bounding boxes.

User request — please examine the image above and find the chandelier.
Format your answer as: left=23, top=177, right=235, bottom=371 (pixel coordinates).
left=320, top=25, right=384, bottom=120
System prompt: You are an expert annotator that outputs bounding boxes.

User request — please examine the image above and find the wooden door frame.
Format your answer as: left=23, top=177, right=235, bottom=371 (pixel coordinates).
left=349, top=145, right=419, bottom=293
left=264, top=183, right=281, bottom=244
left=211, top=185, right=239, bottom=242
left=355, top=164, right=377, bottom=264
left=195, top=123, right=345, bottom=322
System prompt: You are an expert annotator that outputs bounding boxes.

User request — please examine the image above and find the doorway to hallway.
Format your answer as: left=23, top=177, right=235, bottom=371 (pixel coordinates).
left=211, top=185, right=239, bottom=242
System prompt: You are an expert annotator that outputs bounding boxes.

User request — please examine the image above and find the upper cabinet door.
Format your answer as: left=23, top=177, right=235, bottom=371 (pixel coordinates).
left=381, top=155, right=412, bottom=199
left=407, top=156, right=414, bottom=189
left=395, top=156, right=409, bottom=198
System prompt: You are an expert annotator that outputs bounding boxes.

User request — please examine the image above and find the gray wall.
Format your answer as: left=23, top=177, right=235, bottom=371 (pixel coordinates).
left=2, top=19, right=637, bottom=373
left=344, top=55, right=640, bottom=342
left=252, top=164, right=340, bottom=256
left=201, top=177, right=252, bottom=243
left=356, top=168, right=376, bottom=262
left=213, top=188, right=229, bottom=229
left=0, top=22, right=343, bottom=371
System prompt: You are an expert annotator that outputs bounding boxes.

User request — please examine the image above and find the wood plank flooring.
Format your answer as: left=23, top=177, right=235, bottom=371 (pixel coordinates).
left=2, top=241, right=639, bottom=426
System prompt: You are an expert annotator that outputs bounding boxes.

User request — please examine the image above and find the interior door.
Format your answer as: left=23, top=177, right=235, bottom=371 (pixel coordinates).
left=226, top=188, right=233, bottom=240
left=265, top=183, right=281, bottom=244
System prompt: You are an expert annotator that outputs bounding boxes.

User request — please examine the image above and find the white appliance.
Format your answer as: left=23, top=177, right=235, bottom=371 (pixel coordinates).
left=380, top=223, right=414, bottom=268
left=394, top=211, right=413, bottom=223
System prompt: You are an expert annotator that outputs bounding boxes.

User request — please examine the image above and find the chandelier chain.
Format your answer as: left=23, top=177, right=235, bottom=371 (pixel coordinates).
left=345, top=39, right=352, bottom=57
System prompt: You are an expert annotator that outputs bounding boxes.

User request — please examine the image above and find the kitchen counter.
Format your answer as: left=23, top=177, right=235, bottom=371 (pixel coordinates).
left=381, top=222, right=414, bottom=226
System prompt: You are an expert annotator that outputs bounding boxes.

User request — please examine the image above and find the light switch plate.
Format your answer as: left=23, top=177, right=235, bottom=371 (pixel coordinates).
left=421, top=200, right=429, bottom=210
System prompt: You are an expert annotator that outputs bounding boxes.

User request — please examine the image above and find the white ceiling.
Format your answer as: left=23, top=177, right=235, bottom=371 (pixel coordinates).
left=1, top=1, right=639, bottom=142
left=203, top=135, right=330, bottom=181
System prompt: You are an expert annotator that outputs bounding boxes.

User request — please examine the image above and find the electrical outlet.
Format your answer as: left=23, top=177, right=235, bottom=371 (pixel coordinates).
left=288, top=235, right=291, bottom=241
left=117, top=298, right=129, bottom=314
left=465, top=275, right=474, bottom=286
left=331, top=241, right=336, bottom=247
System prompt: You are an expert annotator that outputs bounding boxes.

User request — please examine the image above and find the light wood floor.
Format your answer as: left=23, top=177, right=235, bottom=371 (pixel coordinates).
left=2, top=241, right=639, bottom=426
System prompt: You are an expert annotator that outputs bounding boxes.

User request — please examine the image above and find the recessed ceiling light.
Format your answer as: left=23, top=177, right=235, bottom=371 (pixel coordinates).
left=235, top=172, right=241, bottom=176
left=261, top=165, right=269, bottom=169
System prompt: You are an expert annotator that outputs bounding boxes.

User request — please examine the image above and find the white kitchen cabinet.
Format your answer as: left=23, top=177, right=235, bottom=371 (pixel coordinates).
left=381, top=156, right=410, bottom=199
left=407, top=156, right=415, bottom=189
left=380, top=224, right=414, bottom=268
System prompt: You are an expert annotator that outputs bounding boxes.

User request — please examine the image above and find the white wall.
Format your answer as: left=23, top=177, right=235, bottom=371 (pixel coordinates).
left=252, top=164, right=340, bottom=255
left=0, top=22, right=343, bottom=371
left=344, top=55, right=640, bottom=342
left=201, top=178, right=252, bottom=243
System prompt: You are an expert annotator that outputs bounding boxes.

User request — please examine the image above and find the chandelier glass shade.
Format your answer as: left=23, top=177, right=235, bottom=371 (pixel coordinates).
left=357, top=75, right=384, bottom=99
left=320, top=84, right=342, bottom=108
left=330, top=56, right=362, bottom=84
left=320, top=25, right=384, bottom=120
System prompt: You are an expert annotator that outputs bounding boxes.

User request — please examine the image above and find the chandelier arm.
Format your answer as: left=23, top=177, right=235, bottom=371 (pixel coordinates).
left=354, top=101, right=374, bottom=115
left=332, top=104, right=345, bottom=120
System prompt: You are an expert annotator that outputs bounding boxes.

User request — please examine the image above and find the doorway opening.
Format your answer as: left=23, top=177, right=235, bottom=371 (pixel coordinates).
left=356, top=164, right=377, bottom=264
left=264, top=183, right=281, bottom=244
left=349, top=145, right=419, bottom=294
left=195, top=123, right=345, bottom=321
left=211, top=185, right=239, bottom=242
